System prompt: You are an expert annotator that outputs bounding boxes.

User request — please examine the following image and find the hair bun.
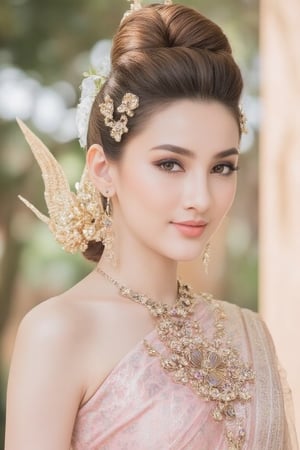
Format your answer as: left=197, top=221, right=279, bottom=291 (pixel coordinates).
left=112, top=4, right=231, bottom=67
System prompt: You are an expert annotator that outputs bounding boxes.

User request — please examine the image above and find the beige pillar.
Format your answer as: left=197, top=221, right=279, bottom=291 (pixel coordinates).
left=260, top=0, right=300, bottom=439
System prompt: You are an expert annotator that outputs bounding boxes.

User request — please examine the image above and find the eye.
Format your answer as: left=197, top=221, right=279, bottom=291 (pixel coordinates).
left=212, top=162, right=239, bottom=176
left=157, top=159, right=183, bottom=172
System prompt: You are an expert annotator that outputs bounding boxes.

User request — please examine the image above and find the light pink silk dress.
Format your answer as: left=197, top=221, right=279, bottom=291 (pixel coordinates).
left=71, top=300, right=298, bottom=449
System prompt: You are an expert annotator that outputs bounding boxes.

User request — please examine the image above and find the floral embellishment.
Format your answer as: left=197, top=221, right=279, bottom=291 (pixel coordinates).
left=76, top=69, right=108, bottom=148
left=97, top=269, right=256, bottom=450
left=99, top=93, right=139, bottom=142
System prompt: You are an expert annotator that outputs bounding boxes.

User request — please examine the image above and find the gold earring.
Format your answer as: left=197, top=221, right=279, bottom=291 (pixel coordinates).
left=202, top=243, right=211, bottom=274
left=100, top=195, right=115, bottom=264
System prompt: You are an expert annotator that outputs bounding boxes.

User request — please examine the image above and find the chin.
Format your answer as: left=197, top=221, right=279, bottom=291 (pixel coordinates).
left=175, top=253, right=202, bottom=263
left=164, top=244, right=205, bottom=263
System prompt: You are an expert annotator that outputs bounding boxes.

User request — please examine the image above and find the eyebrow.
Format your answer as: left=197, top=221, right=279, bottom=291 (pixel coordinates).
left=150, top=144, right=239, bottom=159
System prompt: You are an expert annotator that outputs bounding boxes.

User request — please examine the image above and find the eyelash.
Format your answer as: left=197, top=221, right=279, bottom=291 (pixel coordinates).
left=156, top=159, right=183, bottom=172
left=156, top=159, right=239, bottom=176
left=212, top=163, right=239, bottom=176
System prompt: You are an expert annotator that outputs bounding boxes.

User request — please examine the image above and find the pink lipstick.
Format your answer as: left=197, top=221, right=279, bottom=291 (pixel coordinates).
left=171, top=221, right=207, bottom=238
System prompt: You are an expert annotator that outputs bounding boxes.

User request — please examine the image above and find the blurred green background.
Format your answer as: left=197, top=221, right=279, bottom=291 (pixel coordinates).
left=0, top=0, right=259, bottom=447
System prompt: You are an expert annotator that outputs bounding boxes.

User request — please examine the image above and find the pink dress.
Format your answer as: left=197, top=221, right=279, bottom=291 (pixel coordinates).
left=71, top=300, right=298, bottom=449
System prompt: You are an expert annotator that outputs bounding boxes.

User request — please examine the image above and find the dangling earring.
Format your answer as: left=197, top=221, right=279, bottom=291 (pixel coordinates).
left=100, top=195, right=115, bottom=264
left=202, top=243, right=211, bottom=274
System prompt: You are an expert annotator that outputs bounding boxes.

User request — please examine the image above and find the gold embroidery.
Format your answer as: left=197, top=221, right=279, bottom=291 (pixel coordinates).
left=97, top=268, right=255, bottom=449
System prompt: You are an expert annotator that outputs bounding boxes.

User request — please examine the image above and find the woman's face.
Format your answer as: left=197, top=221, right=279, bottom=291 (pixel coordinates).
left=109, top=99, right=240, bottom=262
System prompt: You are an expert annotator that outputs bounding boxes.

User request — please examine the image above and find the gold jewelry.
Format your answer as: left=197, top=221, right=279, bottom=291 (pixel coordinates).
left=96, top=268, right=255, bottom=450
left=99, top=196, right=115, bottom=263
left=99, top=93, right=139, bottom=142
left=123, top=0, right=142, bottom=18
left=239, top=105, right=248, bottom=134
left=122, top=0, right=173, bottom=20
left=17, top=118, right=111, bottom=254
left=202, top=242, right=211, bottom=274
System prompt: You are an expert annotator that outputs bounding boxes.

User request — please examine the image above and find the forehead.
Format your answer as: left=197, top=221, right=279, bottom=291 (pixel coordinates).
left=128, top=99, right=240, bottom=153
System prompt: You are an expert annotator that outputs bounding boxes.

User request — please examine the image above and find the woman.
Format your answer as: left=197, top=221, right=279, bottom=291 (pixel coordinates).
left=5, top=1, right=298, bottom=449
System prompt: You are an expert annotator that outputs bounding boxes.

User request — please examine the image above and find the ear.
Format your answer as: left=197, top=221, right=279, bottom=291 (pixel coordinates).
left=86, top=144, right=115, bottom=196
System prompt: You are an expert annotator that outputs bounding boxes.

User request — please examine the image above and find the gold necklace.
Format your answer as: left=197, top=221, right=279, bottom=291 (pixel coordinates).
left=97, top=268, right=255, bottom=450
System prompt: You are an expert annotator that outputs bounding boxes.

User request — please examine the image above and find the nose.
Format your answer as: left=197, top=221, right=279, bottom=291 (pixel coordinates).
left=182, top=170, right=211, bottom=213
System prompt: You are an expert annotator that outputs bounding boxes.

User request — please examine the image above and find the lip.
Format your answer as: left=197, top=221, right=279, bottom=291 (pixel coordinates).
left=171, top=221, right=208, bottom=238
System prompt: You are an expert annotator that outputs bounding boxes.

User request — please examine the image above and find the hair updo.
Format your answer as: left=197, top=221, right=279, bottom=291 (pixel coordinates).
left=84, top=3, right=243, bottom=262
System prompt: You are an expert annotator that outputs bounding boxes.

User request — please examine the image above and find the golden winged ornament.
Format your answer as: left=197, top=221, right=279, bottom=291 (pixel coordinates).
left=17, top=119, right=104, bottom=253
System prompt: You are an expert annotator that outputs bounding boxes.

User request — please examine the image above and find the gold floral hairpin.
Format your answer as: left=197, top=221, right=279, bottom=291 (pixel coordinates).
left=125, top=0, right=142, bottom=14
left=122, top=0, right=173, bottom=20
left=99, top=93, right=139, bottom=142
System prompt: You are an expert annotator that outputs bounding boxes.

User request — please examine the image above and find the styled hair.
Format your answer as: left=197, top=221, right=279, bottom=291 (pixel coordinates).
left=84, top=3, right=243, bottom=262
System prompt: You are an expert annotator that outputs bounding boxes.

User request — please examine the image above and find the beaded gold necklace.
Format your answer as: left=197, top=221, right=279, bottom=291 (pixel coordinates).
left=97, top=268, right=255, bottom=450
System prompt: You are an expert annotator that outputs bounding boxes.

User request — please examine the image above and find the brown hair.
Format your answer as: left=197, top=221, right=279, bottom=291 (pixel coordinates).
left=84, top=3, right=243, bottom=262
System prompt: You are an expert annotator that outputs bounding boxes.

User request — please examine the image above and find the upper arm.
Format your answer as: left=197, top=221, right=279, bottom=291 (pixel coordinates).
left=5, top=299, right=86, bottom=450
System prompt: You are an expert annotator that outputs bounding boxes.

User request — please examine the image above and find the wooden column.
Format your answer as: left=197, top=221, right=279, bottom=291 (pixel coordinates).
left=260, top=0, right=300, bottom=438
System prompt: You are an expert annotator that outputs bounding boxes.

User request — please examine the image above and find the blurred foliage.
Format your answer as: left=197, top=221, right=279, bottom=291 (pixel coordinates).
left=0, top=0, right=259, bottom=447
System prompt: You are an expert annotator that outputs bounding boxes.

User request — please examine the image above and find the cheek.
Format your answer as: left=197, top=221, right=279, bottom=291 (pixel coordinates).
left=212, top=178, right=237, bottom=217
left=117, top=163, right=179, bottom=210
left=222, top=181, right=237, bottom=212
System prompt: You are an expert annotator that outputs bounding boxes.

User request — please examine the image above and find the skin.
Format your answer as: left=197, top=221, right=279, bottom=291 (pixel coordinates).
left=5, top=99, right=240, bottom=450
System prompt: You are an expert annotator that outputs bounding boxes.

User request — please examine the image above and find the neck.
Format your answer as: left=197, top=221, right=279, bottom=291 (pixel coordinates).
left=99, top=247, right=179, bottom=307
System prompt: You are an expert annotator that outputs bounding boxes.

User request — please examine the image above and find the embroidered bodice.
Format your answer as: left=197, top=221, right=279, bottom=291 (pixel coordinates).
left=71, top=300, right=297, bottom=450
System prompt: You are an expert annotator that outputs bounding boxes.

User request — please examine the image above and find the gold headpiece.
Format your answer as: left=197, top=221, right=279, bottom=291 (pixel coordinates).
left=122, top=0, right=173, bottom=20
left=17, top=118, right=108, bottom=254
left=124, top=0, right=142, bottom=16
left=99, top=93, right=139, bottom=142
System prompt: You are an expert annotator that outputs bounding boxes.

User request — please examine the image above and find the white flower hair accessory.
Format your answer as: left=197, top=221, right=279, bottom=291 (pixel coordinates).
left=76, top=68, right=108, bottom=149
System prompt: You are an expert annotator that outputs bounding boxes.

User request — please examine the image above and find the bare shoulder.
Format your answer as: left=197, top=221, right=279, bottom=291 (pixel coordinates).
left=13, top=289, right=105, bottom=386
left=18, top=294, right=92, bottom=349
left=5, top=293, right=98, bottom=450
left=19, top=267, right=113, bottom=342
